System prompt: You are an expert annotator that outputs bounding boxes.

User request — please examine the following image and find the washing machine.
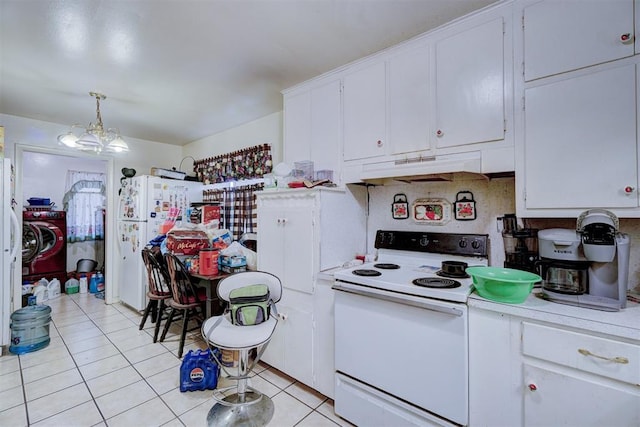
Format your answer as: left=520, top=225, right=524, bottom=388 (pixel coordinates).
left=22, top=210, right=67, bottom=286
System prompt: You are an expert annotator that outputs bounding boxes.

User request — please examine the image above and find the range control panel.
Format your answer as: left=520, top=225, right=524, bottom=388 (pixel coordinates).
left=374, top=230, right=488, bottom=257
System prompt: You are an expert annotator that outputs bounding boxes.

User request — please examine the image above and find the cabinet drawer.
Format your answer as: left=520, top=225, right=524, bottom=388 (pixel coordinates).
left=522, top=322, right=640, bottom=385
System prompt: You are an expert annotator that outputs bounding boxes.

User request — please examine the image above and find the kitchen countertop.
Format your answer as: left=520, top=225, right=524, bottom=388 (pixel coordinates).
left=468, top=290, right=640, bottom=341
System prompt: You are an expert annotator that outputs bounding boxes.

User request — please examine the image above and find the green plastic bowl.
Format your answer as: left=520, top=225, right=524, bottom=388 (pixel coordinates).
left=466, top=266, right=542, bottom=304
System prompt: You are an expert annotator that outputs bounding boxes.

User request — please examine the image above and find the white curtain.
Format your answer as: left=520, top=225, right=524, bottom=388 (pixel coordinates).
left=63, top=171, right=106, bottom=242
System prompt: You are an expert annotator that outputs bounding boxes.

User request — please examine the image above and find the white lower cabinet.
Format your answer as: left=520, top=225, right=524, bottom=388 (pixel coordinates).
left=257, top=187, right=366, bottom=398
left=469, top=306, right=640, bottom=427
left=261, top=296, right=314, bottom=388
left=523, top=363, right=639, bottom=427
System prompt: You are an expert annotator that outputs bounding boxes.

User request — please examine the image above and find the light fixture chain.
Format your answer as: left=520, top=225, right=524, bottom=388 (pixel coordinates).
left=95, top=94, right=104, bottom=131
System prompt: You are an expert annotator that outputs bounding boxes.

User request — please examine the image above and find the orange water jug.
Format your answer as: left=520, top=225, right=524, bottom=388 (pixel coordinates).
left=199, top=249, right=219, bottom=276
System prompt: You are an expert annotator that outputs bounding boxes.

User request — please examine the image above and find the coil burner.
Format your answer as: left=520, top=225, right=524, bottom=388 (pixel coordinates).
left=412, top=278, right=461, bottom=289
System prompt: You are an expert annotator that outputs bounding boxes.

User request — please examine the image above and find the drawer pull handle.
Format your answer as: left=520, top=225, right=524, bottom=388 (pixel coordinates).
left=578, top=348, right=629, bottom=364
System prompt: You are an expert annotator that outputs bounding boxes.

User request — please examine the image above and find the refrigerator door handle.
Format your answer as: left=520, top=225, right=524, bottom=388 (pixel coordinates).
left=9, top=208, right=20, bottom=262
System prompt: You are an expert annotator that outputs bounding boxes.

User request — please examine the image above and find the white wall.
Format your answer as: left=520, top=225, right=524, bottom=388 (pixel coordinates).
left=182, top=111, right=283, bottom=166
left=1, top=113, right=183, bottom=305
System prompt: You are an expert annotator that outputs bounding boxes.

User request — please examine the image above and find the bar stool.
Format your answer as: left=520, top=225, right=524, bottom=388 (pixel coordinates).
left=201, top=271, right=282, bottom=427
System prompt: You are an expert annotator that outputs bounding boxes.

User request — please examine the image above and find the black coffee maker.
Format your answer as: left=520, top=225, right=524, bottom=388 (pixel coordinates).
left=500, top=214, right=539, bottom=273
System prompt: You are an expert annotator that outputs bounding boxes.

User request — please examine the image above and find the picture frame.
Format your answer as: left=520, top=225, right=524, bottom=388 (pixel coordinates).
left=412, top=198, right=451, bottom=225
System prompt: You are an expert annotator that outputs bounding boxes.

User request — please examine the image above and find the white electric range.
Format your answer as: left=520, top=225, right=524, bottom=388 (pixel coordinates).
left=333, top=230, right=489, bottom=427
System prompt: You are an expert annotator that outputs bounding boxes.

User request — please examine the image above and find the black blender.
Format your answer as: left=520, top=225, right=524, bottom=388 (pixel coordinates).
left=500, top=214, right=539, bottom=273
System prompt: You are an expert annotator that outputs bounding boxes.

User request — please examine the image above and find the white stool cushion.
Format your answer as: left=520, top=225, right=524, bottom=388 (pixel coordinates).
left=202, top=315, right=277, bottom=350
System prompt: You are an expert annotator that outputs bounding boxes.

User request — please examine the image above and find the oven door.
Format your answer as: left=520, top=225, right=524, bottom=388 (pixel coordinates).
left=333, top=281, right=468, bottom=426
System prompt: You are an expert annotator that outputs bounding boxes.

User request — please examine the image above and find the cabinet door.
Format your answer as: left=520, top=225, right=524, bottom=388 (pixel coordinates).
left=256, top=206, right=284, bottom=279
left=310, top=80, right=342, bottom=175
left=260, top=302, right=314, bottom=388
left=282, top=206, right=314, bottom=294
left=524, top=0, right=634, bottom=82
left=283, top=91, right=312, bottom=165
left=343, top=61, right=387, bottom=160
left=523, top=364, right=640, bottom=427
left=282, top=304, right=314, bottom=387
left=524, top=65, right=637, bottom=209
left=388, top=43, right=431, bottom=155
left=434, top=17, right=505, bottom=149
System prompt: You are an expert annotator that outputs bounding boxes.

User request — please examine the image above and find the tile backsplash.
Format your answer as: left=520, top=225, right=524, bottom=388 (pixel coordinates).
left=363, top=177, right=640, bottom=290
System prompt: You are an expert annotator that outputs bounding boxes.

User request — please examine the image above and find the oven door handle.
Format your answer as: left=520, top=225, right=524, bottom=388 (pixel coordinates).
left=332, top=282, right=464, bottom=317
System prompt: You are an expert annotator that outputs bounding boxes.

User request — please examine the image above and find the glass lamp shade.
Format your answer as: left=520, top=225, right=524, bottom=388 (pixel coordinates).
left=57, top=132, right=80, bottom=148
left=76, top=132, right=101, bottom=147
left=107, top=136, right=129, bottom=152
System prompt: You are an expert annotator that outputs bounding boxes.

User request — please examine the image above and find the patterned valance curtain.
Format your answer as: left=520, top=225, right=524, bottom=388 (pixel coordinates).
left=193, top=144, right=272, bottom=184
left=63, top=171, right=106, bottom=242
left=203, top=183, right=263, bottom=240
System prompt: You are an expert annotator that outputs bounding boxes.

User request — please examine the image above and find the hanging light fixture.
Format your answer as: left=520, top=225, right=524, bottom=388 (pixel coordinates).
left=57, top=92, right=129, bottom=153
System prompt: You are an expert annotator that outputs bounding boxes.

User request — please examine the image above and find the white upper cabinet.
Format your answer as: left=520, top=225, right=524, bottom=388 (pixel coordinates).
left=343, top=61, right=387, bottom=161
left=523, top=64, right=638, bottom=210
left=283, top=79, right=342, bottom=177
left=310, top=80, right=342, bottom=175
left=283, top=90, right=312, bottom=164
left=434, top=17, right=506, bottom=149
left=515, top=0, right=640, bottom=217
left=523, top=0, right=635, bottom=81
left=387, top=42, right=431, bottom=156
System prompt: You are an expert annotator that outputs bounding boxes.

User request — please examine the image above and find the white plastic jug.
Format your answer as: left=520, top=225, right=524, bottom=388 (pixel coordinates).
left=32, top=285, right=48, bottom=304
left=47, top=279, right=61, bottom=300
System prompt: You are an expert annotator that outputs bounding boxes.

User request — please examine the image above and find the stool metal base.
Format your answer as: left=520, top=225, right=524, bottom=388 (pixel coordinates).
left=207, top=391, right=274, bottom=427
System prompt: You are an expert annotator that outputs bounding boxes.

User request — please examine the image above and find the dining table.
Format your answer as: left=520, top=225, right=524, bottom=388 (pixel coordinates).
left=190, top=271, right=230, bottom=318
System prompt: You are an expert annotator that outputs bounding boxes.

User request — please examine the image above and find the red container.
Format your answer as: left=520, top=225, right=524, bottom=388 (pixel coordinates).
left=202, top=206, right=220, bottom=225
left=199, top=249, right=219, bottom=276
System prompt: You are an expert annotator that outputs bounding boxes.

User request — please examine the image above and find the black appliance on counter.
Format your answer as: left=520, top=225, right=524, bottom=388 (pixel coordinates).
left=500, top=213, right=539, bottom=273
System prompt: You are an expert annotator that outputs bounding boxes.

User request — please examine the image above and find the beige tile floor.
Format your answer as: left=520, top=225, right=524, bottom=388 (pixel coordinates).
left=0, top=293, right=352, bottom=427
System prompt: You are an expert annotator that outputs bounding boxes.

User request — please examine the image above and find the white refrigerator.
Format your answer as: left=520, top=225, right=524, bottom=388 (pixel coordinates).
left=117, top=175, right=203, bottom=311
left=1, top=158, right=20, bottom=349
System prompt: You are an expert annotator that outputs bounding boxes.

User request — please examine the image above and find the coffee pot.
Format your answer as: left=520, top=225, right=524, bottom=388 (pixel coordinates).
left=500, top=214, right=539, bottom=273
left=539, top=209, right=630, bottom=311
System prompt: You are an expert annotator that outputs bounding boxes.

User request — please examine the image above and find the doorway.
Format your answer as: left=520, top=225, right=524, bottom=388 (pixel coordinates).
left=14, top=145, right=116, bottom=307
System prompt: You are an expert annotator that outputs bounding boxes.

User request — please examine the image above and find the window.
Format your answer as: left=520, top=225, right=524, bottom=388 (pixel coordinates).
left=63, top=171, right=106, bottom=242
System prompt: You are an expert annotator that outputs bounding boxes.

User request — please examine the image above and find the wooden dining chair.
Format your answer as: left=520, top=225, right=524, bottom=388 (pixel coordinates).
left=160, top=253, right=208, bottom=358
left=139, top=248, right=173, bottom=342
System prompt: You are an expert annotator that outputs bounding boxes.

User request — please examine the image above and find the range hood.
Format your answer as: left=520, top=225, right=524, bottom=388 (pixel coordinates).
left=360, top=151, right=484, bottom=183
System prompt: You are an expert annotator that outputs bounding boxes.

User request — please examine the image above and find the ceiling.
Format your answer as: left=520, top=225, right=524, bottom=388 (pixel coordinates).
left=0, top=0, right=498, bottom=146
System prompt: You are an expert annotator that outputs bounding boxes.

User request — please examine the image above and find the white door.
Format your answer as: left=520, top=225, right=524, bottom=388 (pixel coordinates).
left=117, top=220, right=146, bottom=311
left=310, top=80, right=342, bottom=175
left=1, top=158, right=20, bottom=347
left=281, top=207, right=314, bottom=294
left=523, top=363, right=640, bottom=427
left=523, top=0, right=634, bottom=81
left=343, top=61, right=387, bottom=161
left=388, top=43, right=431, bottom=156
left=524, top=64, right=637, bottom=209
left=434, top=17, right=505, bottom=149
left=283, top=90, right=312, bottom=165
left=118, top=176, right=146, bottom=221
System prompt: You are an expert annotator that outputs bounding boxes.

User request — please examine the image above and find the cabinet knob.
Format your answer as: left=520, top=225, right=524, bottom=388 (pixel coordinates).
left=624, top=186, right=635, bottom=194
left=436, top=129, right=444, bottom=137
left=528, top=383, right=537, bottom=392
left=376, top=140, right=383, bottom=147
left=620, top=33, right=634, bottom=44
